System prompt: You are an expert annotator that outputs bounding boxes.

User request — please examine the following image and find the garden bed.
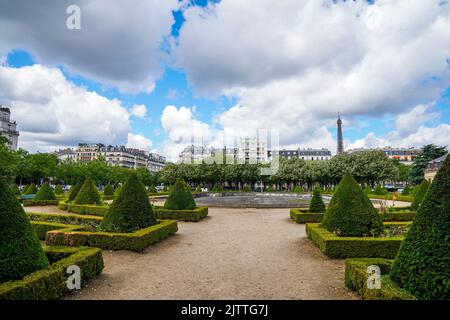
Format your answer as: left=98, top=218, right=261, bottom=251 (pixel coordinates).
left=306, top=222, right=409, bottom=258
left=153, top=206, right=208, bottom=222
left=23, top=200, right=59, bottom=206
left=290, top=209, right=414, bottom=224
left=0, top=246, right=104, bottom=300
left=345, top=258, right=416, bottom=300
left=45, top=219, right=178, bottom=252
left=58, top=200, right=108, bottom=216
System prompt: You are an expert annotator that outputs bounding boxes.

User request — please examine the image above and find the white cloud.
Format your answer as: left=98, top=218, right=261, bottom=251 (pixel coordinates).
left=0, top=0, right=179, bottom=93
left=175, top=0, right=450, bottom=150
left=395, top=103, right=439, bottom=137
left=126, top=133, right=152, bottom=152
left=0, top=64, right=131, bottom=152
left=130, top=104, right=147, bottom=119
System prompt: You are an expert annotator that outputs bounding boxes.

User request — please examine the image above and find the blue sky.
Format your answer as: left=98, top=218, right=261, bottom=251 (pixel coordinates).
left=1, top=0, right=449, bottom=158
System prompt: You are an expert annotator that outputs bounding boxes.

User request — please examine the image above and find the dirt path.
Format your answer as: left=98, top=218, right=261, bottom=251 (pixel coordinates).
left=66, top=208, right=357, bottom=300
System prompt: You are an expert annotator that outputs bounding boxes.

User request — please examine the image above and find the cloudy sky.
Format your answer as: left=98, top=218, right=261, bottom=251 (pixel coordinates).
left=0, top=0, right=449, bottom=161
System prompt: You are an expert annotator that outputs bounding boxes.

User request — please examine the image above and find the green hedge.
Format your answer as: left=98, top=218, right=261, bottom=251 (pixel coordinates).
left=344, top=258, right=416, bottom=300
left=22, top=200, right=59, bottom=206
left=102, top=195, right=115, bottom=201
left=0, top=246, right=104, bottom=300
left=27, top=212, right=102, bottom=229
left=306, top=223, right=406, bottom=258
left=58, top=200, right=108, bottom=216
left=31, top=221, right=84, bottom=240
left=154, top=206, right=208, bottom=222
left=45, top=219, right=178, bottom=252
left=290, top=209, right=414, bottom=224
left=368, top=194, right=414, bottom=202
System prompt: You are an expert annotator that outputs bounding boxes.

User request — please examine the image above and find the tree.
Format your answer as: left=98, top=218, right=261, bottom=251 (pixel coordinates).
left=0, top=136, right=19, bottom=182
left=100, top=173, right=157, bottom=233
left=309, top=187, right=326, bottom=213
left=73, top=177, right=102, bottom=205
left=374, top=185, right=385, bottom=195
left=68, top=180, right=83, bottom=202
left=148, top=184, right=157, bottom=194
left=401, top=185, right=411, bottom=196
left=364, top=186, right=372, bottom=195
left=0, top=179, right=49, bottom=282
left=321, top=172, right=384, bottom=237
left=103, top=184, right=115, bottom=196
left=410, top=179, right=430, bottom=211
left=390, top=155, right=449, bottom=299
left=34, top=182, right=57, bottom=201
left=164, top=179, right=197, bottom=210
left=11, top=184, right=21, bottom=195
left=410, top=144, right=447, bottom=185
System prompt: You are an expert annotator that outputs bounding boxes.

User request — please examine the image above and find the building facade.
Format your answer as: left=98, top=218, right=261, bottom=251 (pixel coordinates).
left=347, top=147, right=420, bottom=164
left=0, top=106, right=19, bottom=150
left=76, top=143, right=103, bottom=164
left=425, top=153, right=448, bottom=182
left=98, top=145, right=149, bottom=169
left=268, top=148, right=332, bottom=161
left=148, top=153, right=166, bottom=172
left=238, top=137, right=267, bottom=163
left=55, top=148, right=77, bottom=162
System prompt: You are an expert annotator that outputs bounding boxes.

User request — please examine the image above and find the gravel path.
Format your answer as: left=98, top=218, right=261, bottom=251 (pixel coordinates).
left=65, top=208, right=357, bottom=300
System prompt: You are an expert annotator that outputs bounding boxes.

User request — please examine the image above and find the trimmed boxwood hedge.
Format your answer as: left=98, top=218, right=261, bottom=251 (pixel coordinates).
left=34, top=182, right=57, bottom=201
left=45, top=219, right=178, bottom=252
left=410, top=179, right=430, bottom=211
left=31, top=221, right=84, bottom=240
left=309, top=187, right=326, bottom=213
left=290, top=209, right=415, bottom=224
left=103, top=184, right=114, bottom=196
left=344, top=258, right=416, bottom=300
left=27, top=212, right=102, bottom=229
left=58, top=200, right=108, bottom=216
left=68, top=180, right=83, bottom=202
left=306, top=223, right=407, bottom=258
left=0, top=246, right=104, bottom=300
left=23, top=199, right=59, bottom=206
left=368, top=194, right=414, bottom=202
left=23, top=183, right=38, bottom=195
left=73, top=177, right=102, bottom=205
left=164, top=179, right=196, bottom=210
left=154, top=206, right=208, bottom=222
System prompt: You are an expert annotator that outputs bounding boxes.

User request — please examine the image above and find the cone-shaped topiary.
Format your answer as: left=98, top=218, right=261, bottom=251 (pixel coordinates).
left=364, top=186, right=372, bottom=195
left=401, top=185, right=411, bottom=196
left=309, top=187, right=326, bottom=213
left=34, top=182, right=57, bottom=201
left=390, top=155, right=450, bottom=300
left=164, top=179, right=197, bottom=210
left=115, top=185, right=122, bottom=195
left=103, top=184, right=114, bottom=196
left=54, top=184, right=64, bottom=195
left=374, top=185, right=385, bottom=195
left=100, top=173, right=157, bottom=233
left=73, top=177, right=102, bottom=205
left=68, top=180, right=83, bottom=202
left=411, top=184, right=419, bottom=197
left=148, top=184, right=157, bottom=194
left=321, top=173, right=384, bottom=237
left=195, top=185, right=202, bottom=193
left=24, top=183, right=38, bottom=195
left=11, top=184, right=21, bottom=195
left=0, top=179, right=49, bottom=282
left=410, top=179, right=430, bottom=211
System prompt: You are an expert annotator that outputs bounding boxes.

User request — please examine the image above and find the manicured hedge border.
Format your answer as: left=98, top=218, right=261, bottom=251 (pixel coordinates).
left=153, top=206, right=208, bottom=222
left=345, top=258, right=416, bottom=300
left=28, top=212, right=102, bottom=228
left=102, top=195, right=115, bottom=201
left=23, top=200, right=59, bottom=206
left=45, top=219, right=178, bottom=252
left=291, top=209, right=415, bottom=224
left=31, top=221, right=84, bottom=240
left=306, top=223, right=407, bottom=258
left=368, top=194, right=414, bottom=202
left=0, top=246, right=104, bottom=300
left=58, top=200, right=108, bottom=216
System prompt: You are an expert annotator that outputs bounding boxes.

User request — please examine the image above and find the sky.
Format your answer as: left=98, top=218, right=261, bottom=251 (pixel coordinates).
left=0, top=0, right=449, bottom=161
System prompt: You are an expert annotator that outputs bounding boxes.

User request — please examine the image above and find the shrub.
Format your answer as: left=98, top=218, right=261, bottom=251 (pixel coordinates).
left=293, top=186, right=304, bottom=193
left=54, top=184, right=64, bottom=195
left=321, top=172, right=384, bottom=237
left=401, top=185, right=410, bottom=196
left=24, top=183, right=38, bottom=195
left=242, top=186, right=251, bottom=192
left=73, top=177, right=102, bottom=205
left=68, top=180, right=83, bottom=202
left=164, top=179, right=197, bottom=210
left=154, top=206, right=208, bottom=222
left=115, top=185, right=122, bottom=195
left=212, top=184, right=223, bottom=192
left=11, top=184, right=21, bottom=195
left=410, top=179, right=430, bottom=211
left=390, top=155, right=450, bottom=300
left=309, top=187, right=326, bottom=213
left=195, top=185, right=202, bottom=193
left=364, top=186, right=372, bottom=195
left=148, top=184, right=157, bottom=194
left=34, top=182, right=57, bottom=201
left=103, top=184, right=114, bottom=196
left=0, top=179, right=49, bottom=283
left=100, top=173, right=157, bottom=233
left=374, top=185, right=387, bottom=195
left=266, top=186, right=274, bottom=192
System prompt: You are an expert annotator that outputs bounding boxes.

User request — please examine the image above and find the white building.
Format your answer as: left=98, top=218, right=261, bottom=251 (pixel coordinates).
left=148, top=153, right=166, bottom=172
left=55, top=148, right=77, bottom=162
left=267, top=148, right=332, bottom=161
left=238, top=137, right=267, bottom=163
left=98, top=145, right=148, bottom=169
left=347, top=147, right=420, bottom=164
left=179, top=145, right=210, bottom=164
left=0, top=106, right=19, bottom=150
